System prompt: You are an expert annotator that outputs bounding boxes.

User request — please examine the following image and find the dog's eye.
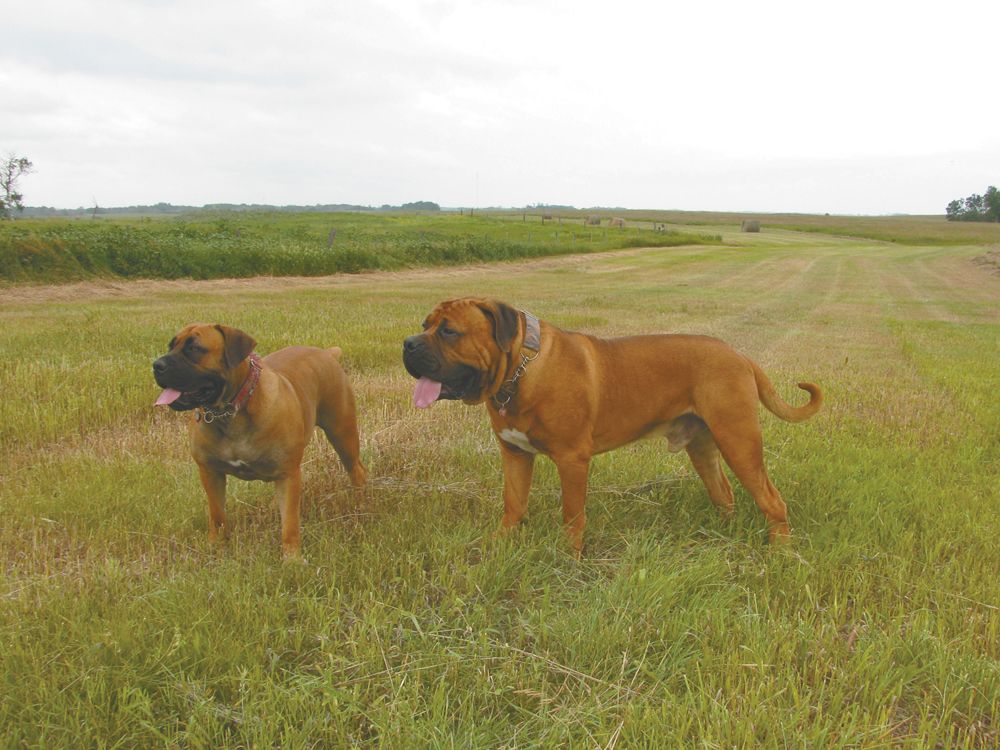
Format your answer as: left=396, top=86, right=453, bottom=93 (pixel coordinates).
left=184, top=340, right=206, bottom=359
left=439, top=326, right=460, bottom=338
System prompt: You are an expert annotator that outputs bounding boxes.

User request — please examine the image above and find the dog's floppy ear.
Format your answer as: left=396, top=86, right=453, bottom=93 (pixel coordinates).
left=477, top=300, right=521, bottom=353
left=215, top=325, right=257, bottom=368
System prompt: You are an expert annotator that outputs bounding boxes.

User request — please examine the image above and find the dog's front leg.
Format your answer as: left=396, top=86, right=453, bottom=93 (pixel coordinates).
left=553, top=453, right=591, bottom=554
left=197, top=463, right=228, bottom=544
left=275, top=467, right=303, bottom=559
left=499, top=441, right=536, bottom=531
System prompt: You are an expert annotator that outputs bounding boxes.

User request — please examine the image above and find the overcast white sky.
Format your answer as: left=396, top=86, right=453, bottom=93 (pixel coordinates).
left=3, top=0, right=998, bottom=213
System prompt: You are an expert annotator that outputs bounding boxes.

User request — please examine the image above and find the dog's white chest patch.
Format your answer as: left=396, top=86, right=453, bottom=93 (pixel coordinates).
left=498, top=428, right=538, bottom=453
left=227, top=460, right=250, bottom=470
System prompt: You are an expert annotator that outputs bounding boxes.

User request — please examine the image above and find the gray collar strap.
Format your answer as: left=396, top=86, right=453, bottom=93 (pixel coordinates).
left=522, top=311, right=540, bottom=352
left=492, top=310, right=541, bottom=416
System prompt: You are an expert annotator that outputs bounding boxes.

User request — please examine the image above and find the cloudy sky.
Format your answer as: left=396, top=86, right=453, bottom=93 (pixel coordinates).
left=3, top=0, right=998, bottom=213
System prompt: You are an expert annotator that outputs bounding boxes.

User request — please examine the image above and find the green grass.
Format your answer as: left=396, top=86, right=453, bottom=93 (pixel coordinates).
left=764, top=216, right=1000, bottom=246
left=510, top=208, right=1000, bottom=246
left=0, top=212, right=718, bottom=283
left=1, top=224, right=999, bottom=747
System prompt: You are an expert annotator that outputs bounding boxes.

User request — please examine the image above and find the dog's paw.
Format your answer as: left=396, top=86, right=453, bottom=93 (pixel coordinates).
left=281, top=544, right=307, bottom=564
left=768, top=522, right=792, bottom=544
left=488, top=522, right=524, bottom=545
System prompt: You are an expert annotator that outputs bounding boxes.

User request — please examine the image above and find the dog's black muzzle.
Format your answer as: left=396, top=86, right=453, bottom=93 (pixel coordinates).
left=402, top=335, right=480, bottom=400
left=402, top=335, right=442, bottom=380
left=152, top=353, right=225, bottom=410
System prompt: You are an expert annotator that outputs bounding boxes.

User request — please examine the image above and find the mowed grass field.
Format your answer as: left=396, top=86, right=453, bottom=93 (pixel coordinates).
left=2, top=221, right=999, bottom=747
left=511, top=208, right=1000, bottom=246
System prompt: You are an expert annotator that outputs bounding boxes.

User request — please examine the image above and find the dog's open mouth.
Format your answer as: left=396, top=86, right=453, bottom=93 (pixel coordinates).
left=155, top=388, right=185, bottom=406
left=154, top=383, right=221, bottom=410
left=413, top=377, right=463, bottom=408
left=404, top=346, right=480, bottom=408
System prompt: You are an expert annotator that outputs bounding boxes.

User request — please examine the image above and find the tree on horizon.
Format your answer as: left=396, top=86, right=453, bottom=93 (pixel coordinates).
left=946, top=185, right=1000, bottom=222
left=0, top=154, right=33, bottom=219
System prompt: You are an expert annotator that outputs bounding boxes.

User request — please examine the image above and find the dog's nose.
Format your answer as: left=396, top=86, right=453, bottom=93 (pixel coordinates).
left=403, top=336, right=422, bottom=353
left=152, top=357, right=168, bottom=374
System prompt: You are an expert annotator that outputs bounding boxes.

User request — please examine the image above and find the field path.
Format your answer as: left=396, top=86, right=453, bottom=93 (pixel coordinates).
left=0, top=244, right=701, bottom=305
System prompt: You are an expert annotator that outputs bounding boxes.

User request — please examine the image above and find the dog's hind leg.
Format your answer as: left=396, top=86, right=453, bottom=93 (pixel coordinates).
left=699, top=401, right=790, bottom=542
left=684, top=427, right=735, bottom=519
left=721, top=439, right=789, bottom=542
left=318, top=409, right=367, bottom=489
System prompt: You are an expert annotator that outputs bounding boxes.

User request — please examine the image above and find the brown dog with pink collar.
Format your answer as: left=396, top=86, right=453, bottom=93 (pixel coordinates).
left=153, top=324, right=366, bottom=558
left=403, top=297, right=821, bottom=552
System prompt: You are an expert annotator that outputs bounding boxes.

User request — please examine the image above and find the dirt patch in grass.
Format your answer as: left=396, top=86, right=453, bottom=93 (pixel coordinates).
left=971, top=246, right=1000, bottom=275
left=0, top=245, right=700, bottom=306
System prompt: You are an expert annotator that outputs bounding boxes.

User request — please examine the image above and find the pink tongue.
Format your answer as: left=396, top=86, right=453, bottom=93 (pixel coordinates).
left=155, top=388, right=183, bottom=406
left=413, top=377, right=443, bottom=408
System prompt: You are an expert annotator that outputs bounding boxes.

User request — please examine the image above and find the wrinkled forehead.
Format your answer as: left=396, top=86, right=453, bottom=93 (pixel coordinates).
left=171, top=323, right=218, bottom=347
left=426, top=298, right=484, bottom=325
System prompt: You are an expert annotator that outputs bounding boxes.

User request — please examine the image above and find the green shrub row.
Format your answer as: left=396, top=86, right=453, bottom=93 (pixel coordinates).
left=0, top=214, right=719, bottom=283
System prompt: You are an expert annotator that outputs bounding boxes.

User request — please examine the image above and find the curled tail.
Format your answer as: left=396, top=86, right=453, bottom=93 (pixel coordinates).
left=750, top=360, right=822, bottom=423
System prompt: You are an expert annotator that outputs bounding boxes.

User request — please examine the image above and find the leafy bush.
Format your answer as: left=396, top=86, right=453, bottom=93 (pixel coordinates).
left=0, top=213, right=719, bottom=283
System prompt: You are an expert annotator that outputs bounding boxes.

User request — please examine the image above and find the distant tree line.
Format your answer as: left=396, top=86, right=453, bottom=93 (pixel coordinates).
left=22, top=201, right=441, bottom=217
left=946, top=186, right=1000, bottom=222
left=380, top=201, right=440, bottom=211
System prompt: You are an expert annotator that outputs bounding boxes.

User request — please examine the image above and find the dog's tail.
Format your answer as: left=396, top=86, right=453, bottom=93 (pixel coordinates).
left=750, top=360, right=822, bottom=423
left=328, top=346, right=343, bottom=359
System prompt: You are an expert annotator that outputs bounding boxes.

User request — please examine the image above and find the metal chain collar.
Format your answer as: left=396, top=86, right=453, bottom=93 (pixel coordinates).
left=198, top=404, right=237, bottom=424
left=491, top=349, right=540, bottom=416
left=196, top=355, right=262, bottom=424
